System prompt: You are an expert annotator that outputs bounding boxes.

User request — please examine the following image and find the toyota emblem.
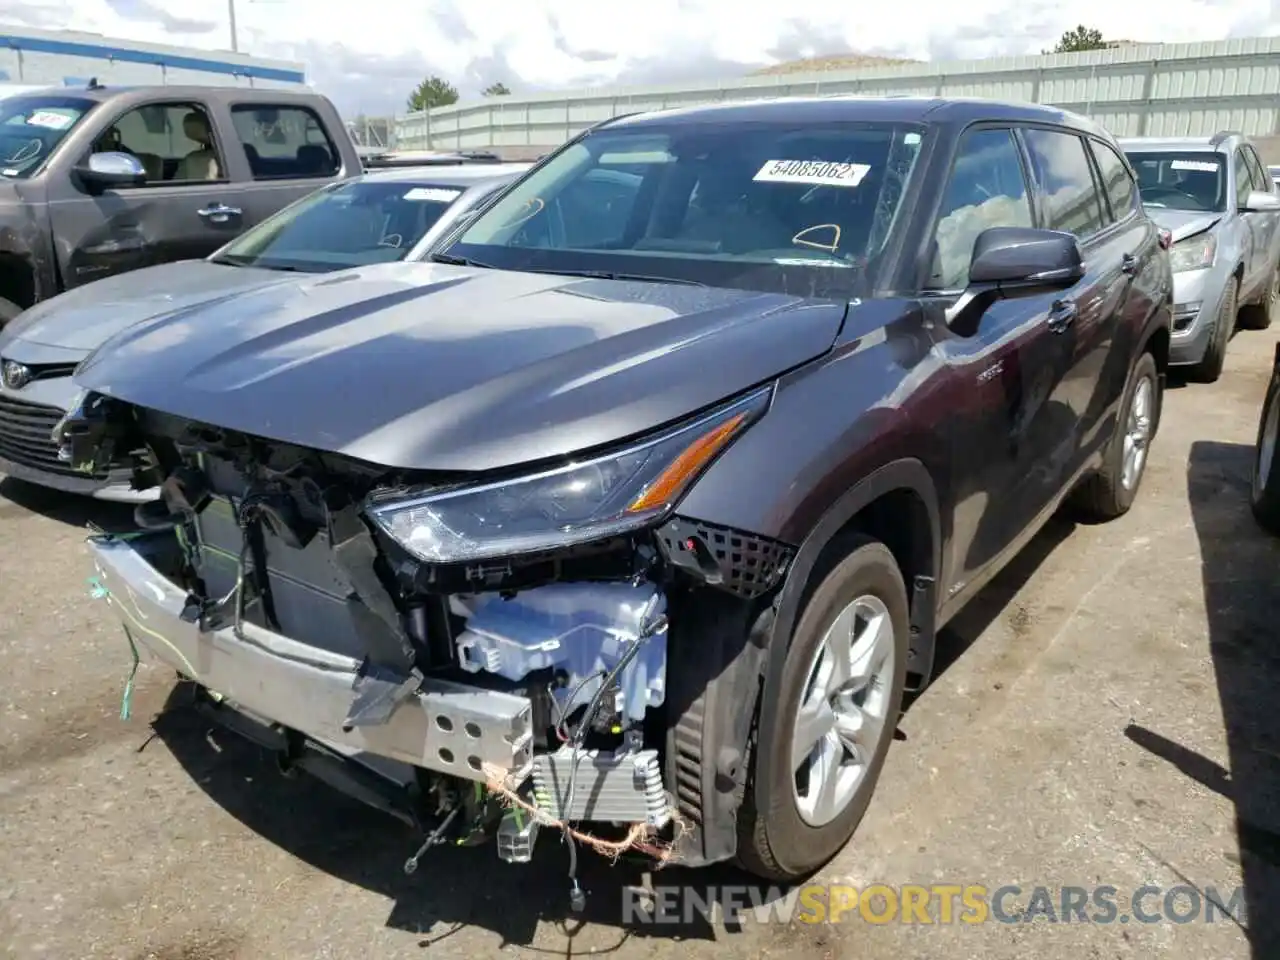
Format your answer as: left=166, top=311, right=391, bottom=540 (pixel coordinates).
left=1, top=360, right=32, bottom=391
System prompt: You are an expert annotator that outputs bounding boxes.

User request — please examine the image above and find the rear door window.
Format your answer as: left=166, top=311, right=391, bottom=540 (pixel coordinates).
left=1244, top=145, right=1271, bottom=193
left=1022, top=128, right=1106, bottom=240
left=230, top=104, right=339, bottom=180
left=1088, top=138, right=1137, bottom=222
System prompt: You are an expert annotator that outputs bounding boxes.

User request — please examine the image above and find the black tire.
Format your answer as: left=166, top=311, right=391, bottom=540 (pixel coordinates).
left=1071, top=351, right=1161, bottom=522
left=1250, top=363, right=1280, bottom=535
left=1239, top=264, right=1278, bottom=331
left=0, top=296, right=21, bottom=329
left=1188, top=276, right=1237, bottom=383
left=735, top=534, right=909, bottom=882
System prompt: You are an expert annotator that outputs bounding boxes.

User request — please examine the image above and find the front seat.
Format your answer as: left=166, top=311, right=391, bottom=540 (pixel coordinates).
left=173, top=110, right=221, bottom=181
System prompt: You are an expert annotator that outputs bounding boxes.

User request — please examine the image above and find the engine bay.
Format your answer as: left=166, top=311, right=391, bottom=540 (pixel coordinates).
left=59, top=392, right=796, bottom=902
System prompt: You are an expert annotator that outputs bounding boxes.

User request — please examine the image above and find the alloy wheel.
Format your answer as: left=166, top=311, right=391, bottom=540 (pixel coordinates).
left=791, top=594, right=896, bottom=827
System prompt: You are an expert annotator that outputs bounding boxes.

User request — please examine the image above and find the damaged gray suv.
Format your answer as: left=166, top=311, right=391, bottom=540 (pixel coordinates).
left=56, top=96, right=1171, bottom=899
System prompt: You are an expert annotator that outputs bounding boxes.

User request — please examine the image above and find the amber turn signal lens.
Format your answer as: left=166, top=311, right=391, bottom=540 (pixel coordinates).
left=624, top=412, right=747, bottom=514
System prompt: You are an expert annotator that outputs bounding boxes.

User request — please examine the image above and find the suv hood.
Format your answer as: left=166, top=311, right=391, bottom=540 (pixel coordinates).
left=73, top=261, right=847, bottom=472
left=1144, top=208, right=1223, bottom=243
left=0, top=260, right=293, bottom=356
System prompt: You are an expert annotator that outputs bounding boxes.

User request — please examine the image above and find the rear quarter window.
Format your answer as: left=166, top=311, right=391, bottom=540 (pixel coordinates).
left=230, top=104, right=340, bottom=180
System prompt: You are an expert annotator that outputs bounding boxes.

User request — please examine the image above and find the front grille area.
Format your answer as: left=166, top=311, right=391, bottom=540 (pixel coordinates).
left=0, top=394, right=111, bottom=480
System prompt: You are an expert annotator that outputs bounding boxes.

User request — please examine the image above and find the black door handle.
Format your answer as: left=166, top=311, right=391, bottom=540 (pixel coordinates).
left=1047, top=299, right=1077, bottom=333
left=1121, top=252, right=1138, bottom=275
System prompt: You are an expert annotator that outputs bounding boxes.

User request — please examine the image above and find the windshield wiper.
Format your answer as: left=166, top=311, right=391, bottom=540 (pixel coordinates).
left=522, top=267, right=706, bottom=286
left=429, top=252, right=495, bottom=268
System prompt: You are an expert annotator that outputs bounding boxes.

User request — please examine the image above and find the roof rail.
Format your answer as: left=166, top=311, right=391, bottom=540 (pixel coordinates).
left=1209, top=130, right=1243, bottom=148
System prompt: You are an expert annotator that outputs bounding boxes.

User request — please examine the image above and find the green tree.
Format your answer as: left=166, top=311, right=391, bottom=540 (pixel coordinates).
left=482, top=81, right=511, bottom=96
left=1048, top=25, right=1107, bottom=54
left=407, top=76, right=459, bottom=112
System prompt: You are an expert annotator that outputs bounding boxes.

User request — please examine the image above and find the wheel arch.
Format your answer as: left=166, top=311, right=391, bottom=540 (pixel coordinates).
left=0, top=251, right=37, bottom=313
left=759, top=458, right=943, bottom=744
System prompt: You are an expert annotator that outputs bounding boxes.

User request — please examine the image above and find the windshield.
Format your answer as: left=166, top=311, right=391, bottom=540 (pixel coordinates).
left=0, top=95, right=97, bottom=179
left=211, top=178, right=468, bottom=272
left=444, top=119, right=926, bottom=298
left=1124, top=152, right=1227, bottom=213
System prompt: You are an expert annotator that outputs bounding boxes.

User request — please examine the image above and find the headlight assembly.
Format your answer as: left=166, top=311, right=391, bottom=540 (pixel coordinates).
left=366, top=386, right=771, bottom=563
left=1168, top=232, right=1216, bottom=273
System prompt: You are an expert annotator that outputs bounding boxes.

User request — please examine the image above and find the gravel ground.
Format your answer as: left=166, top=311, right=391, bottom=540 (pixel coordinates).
left=2, top=329, right=1279, bottom=960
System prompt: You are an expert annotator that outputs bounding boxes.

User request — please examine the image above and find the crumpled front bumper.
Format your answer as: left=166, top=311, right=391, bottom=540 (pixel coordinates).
left=88, top=532, right=536, bottom=783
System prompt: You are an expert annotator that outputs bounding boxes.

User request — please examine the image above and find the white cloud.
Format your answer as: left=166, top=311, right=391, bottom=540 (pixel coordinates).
left=2, top=0, right=1278, bottom=115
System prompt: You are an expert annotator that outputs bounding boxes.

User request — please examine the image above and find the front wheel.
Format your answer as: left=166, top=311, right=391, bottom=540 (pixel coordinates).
left=735, top=535, right=908, bottom=882
left=1250, top=362, right=1280, bottom=535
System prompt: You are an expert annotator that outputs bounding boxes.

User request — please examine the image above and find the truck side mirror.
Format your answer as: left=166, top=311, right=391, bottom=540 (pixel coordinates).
left=75, top=151, right=147, bottom=190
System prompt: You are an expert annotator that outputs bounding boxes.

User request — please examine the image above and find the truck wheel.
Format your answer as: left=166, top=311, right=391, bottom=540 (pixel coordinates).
left=735, top=534, right=908, bottom=882
left=1238, top=264, right=1278, bottom=331
left=1071, top=351, right=1160, bottom=522
left=1250, top=361, right=1280, bottom=535
left=0, top=295, right=22, bottom=328
left=1188, top=276, right=1236, bottom=383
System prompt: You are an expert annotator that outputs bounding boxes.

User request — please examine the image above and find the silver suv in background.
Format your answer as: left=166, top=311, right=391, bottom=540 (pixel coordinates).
left=1122, top=132, right=1280, bottom=382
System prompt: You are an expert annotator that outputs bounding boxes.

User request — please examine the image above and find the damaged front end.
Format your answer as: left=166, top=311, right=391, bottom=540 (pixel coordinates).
left=58, top=386, right=795, bottom=892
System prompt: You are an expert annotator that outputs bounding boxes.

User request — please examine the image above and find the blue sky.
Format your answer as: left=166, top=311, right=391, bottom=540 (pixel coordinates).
left=3, top=0, right=1277, bottom=114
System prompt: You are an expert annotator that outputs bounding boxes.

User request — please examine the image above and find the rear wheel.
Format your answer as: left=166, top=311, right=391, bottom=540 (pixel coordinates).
left=1188, top=276, right=1237, bottom=384
left=1250, top=362, right=1280, bottom=535
left=1071, top=351, right=1160, bottom=522
left=1239, top=263, right=1278, bottom=331
left=735, top=535, right=908, bottom=882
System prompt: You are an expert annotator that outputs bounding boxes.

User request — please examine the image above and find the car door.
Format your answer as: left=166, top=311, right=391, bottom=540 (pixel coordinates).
left=928, top=124, right=1081, bottom=588
left=227, top=102, right=346, bottom=229
left=1234, top=146, right=1267, bottom=297
left=1244, top=144, right=1280, bottom=267
left=45, top=98, right=250, bottom=290
left=1080, top=135, right=1156, bottom=458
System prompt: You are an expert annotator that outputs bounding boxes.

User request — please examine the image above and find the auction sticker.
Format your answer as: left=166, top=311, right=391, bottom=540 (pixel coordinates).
left=403, top=186, right=462, bottom=202
left=1170, top=160, right=1219, bottom=172
left=753, top=159, right=871, bottom=188
left=25, top=110, right=74, bottom=130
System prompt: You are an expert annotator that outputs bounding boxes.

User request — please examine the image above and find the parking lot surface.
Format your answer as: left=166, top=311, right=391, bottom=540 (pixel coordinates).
left=2, top=331, right=1279, bottom=960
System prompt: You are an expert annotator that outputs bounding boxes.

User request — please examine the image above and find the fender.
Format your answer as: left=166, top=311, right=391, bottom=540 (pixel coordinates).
left=755, top=456, right=943, bottom=787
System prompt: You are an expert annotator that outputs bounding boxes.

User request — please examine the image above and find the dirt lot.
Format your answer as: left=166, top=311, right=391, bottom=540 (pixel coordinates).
left=2, top=331, right=1279, bottom=960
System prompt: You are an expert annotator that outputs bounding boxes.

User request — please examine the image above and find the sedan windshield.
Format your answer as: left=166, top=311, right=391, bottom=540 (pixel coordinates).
left=0, top=95, right=97, bottom=179
left=443, top=119, right=926, bottom=298
left=1124, top=152, right=1227, bottom=213
left=210, top=178, right=468, bottom=272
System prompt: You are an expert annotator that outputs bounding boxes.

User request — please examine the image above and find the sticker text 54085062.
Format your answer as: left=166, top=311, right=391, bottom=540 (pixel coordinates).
left=753, top=159, right=872, bottom=188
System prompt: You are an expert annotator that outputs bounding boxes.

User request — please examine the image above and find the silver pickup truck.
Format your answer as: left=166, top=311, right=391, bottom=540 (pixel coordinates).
left=0, top=80, right=361, bottom=325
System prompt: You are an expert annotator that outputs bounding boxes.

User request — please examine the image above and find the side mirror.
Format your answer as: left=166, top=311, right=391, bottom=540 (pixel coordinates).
left=1241, top=190, right=1280, bottom=213
left=945, top=226, right=1084, bottom=331
left=74, top=151, right=146, bottom=190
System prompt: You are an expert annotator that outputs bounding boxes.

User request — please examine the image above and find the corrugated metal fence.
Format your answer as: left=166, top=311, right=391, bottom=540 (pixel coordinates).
left=394, top=36, right=1280, bottom=156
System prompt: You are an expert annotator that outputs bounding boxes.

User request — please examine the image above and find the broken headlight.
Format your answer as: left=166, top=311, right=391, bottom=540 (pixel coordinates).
left=366, top=386, right=771, bottom=563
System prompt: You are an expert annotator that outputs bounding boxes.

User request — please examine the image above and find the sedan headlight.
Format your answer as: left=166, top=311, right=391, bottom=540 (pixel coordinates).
left=366, top=386, right=771, bottom=563
left=1168, top=232, right=1216, bottom=273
